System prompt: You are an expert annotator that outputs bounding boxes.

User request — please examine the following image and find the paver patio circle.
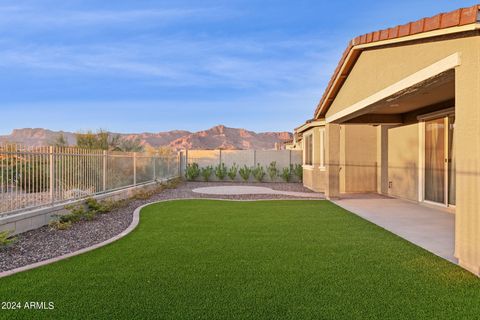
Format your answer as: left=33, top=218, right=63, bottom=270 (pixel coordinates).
left=191, top=185, right=323, bottom=198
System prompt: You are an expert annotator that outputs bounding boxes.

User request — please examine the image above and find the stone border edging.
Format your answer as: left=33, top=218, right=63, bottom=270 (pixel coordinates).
left=0, top=197, right=322, bottom=279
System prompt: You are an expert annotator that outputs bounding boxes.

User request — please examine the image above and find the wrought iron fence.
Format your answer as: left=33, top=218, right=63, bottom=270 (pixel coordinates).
left=0, top=144, right=179, bottom=217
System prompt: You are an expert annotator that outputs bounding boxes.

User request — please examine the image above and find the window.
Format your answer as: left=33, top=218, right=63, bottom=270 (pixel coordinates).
left=320, top=128, right=325, bottom=169
left=304, top=134, right=313, bottom=166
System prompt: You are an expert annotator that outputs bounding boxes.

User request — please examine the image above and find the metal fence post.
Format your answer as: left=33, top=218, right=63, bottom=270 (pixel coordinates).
left=103, top=150, right=107, bottom=192
left=133, top=152, right=137, bottom=186
left=49, top=146, right=54, bottom=205
left=153, top=153, right=157, bottom=181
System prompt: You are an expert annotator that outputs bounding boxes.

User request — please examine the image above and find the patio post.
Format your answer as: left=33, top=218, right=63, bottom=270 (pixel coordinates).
left=376, top=125, right=389, bottom=195
left=455, top=54, right=480, bottom=275
left=325, top=123, right=340, bottom=199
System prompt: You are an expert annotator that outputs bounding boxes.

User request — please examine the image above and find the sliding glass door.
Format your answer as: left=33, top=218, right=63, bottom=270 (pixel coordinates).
left=425, top=118, right=445, bottom=203
left=424, top=115, right=455, bottom=206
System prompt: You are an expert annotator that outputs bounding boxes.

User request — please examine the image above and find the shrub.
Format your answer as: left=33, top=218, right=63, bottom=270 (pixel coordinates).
left=252, top=164, right=266, bottom=182
left=280, top=167, right=292, bottom=182
left=59, top=206, right=85, bottom=223
left=185, top=163, right=200, bottom=181
left=239, top=165, right=251, bottom=182
left=200, top=166, right=213, bottom=182
left=215, top=163, right=228, bottom=180
left=227, top=163, right=238, bottom=181
left=267, top=161, right=279, bottom=181
left=293, top=164, right=303, bottom=182
left=0, top=230, right=16, bottom=248
left=49, top=220, right=72, bottom=230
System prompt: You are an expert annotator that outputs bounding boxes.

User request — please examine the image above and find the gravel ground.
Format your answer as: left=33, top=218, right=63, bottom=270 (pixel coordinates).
left=0, top=181, right=322, bottom=272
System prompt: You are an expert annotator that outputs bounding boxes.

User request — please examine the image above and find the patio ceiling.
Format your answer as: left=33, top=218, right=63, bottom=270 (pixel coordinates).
left=329, top=69, right=455, bottom=125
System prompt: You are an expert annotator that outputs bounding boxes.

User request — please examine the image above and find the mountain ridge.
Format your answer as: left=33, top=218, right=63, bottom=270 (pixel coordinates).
left=0, top=125, right=292, bottom=150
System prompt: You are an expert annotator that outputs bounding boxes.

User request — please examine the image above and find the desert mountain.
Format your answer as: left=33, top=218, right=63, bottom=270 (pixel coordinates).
left=0, top=126, right=292, bottom=150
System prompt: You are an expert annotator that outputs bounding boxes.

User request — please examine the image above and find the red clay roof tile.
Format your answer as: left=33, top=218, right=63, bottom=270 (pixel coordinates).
left=460, top=6, right=479, bottom=24
left=424, top=14, right=441, bottom=31
left=440, top=9, right=461, bottom=28
left=387, top=26, right=399, bottom=39
left=314, top=4, right=480, bottom=118
left=379, top=29, right=389, bottom=40
left=410, top=18, right=425, bottom=34
left=398, top=23, right=411, bottom=37
left=366, top=32, right=373, bottom=43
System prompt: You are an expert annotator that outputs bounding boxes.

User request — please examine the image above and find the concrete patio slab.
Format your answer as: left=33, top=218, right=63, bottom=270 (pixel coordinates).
left=333, top=194, right=456, bottom=263
left=192, top=186, right=324, bottom=198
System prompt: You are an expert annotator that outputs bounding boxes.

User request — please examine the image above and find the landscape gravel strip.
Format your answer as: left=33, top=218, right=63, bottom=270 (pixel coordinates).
left=0, top=182, right=321, bottom=272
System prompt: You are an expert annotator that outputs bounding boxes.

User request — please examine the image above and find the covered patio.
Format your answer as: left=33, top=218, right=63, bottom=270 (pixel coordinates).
left=334, top=194, right=456, bottom=263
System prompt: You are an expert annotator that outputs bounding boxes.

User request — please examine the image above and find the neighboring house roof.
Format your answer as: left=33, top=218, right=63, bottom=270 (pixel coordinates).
left=314, top=4, right=480, bottom=119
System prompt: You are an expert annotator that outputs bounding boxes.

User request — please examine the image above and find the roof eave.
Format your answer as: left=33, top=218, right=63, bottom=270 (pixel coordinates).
left=314, top=9, right=480, bottom=120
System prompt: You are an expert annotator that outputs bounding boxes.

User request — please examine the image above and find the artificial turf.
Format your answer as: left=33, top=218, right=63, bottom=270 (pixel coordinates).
left=0, top=200, right=479, bottom=319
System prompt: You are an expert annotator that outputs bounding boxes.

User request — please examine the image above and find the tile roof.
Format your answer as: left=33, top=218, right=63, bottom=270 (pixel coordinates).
left=314, top=4, right=480, bottom=118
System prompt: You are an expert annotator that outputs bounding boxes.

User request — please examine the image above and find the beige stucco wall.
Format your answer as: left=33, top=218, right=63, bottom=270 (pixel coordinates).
left=387, top=124, right=419, bottom=201
left=340, top=125, right=377, bottom=193
left=453, top=35, right=480, bottom=275
left=326, top=36, right=479, bottom=118
left=303, top=124, right=377, bottom=193
left=322, top=34, right=480, bottom=275
left=303, top=168, right=326, bottom=192
left=301, top=127, right=326, bottom=192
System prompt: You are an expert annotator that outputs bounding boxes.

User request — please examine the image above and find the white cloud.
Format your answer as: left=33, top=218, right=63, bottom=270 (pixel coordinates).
left=0, top=5, right=229, bottom=27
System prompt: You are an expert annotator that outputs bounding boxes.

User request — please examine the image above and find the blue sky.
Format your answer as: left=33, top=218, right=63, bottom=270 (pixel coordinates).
left=0, top=0, right=477, bottom=134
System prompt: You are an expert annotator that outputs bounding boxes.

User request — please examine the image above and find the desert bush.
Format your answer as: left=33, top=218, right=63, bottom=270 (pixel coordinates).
left=60, top=206, right=86, bottom=223
left=239, top=165, right=251, bottom=182
left=0, top=230, right=16, bottom=248
left=215, top=163, right=227, bottom=180
left=267, top=161, right=279, bottom=182
left=49, top=178, right=181, bottom=231
left=185, top=163, right=200, bottom=181
left=200, top=166, right=213, bottom=182
left=280, top=167, right=292, bottom=182
left=252, top=164, right=266, bottom=182
left=49, top=220, right=73, bottom=230
left=227, top=163, right=238, bottom=181
left=293, top=164, right=303, bottom=182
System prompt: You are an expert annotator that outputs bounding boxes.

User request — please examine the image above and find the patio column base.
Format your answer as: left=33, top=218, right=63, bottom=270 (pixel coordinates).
left=459, top=260, right=480, bottom=277
left=325, top=124, right=340, bottom=200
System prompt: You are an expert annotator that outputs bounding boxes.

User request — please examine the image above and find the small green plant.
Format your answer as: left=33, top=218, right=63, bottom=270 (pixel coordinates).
left=280, top=167, right=292, bottom=182
left=267, top=161, right=279, bottom=181
left=200, top=166, right=213, bottom=182
left=227, top=163, right=238, bottom=181
left=0, top=230, right=16, bottom=248
left=185, top=163, right=200, bottom=181
left=293, top=164, right=303, bottom=182
left=252, top=164, right=266, bottom=182
left=215, top=163, right=228, bottom=180
left=59, top=205, right=85, bottom=223
left=49, top=220, right=73, bottom=230
left=239, top=165, right=251, bottom=182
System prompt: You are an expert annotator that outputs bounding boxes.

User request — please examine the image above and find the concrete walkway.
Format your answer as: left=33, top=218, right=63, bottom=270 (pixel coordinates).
left=192, top=186, right=324, bottom=199
left=333, top=194, right=456, bottom=263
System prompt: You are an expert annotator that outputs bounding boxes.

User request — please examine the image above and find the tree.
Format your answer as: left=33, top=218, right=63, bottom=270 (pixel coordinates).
left=50, top=134, right=68, bottom=147
left=75, top=130, right=143, bottom=152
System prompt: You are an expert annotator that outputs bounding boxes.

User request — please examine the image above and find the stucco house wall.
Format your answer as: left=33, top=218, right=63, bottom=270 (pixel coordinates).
left=302, top=127, right=326, bottom=192
left=340, top=125, right=377, bottom=193
left=325, top=36, right=478, bottom=118
left=387, top=124, right=419, bottom=201
left=321, top=32, right=480, bottom=274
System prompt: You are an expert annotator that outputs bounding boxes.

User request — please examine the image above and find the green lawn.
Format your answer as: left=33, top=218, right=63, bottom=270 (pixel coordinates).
left=0, top=200, right=479, bottom=319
